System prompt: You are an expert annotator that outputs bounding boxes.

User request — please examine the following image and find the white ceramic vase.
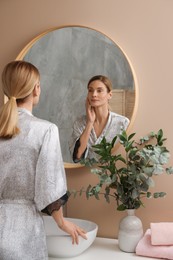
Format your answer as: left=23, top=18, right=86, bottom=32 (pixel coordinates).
left=118, top=209, right=143, bottom=253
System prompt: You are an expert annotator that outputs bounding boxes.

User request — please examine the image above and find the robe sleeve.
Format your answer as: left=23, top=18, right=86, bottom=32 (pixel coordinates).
left=34, top=124, right=67, bottom=211
left=69, top=116, right=88, bottom=162
left=72, top=138, right=87, bottom=163
left=41, top=193, right=69, bottom=215
left=123, top=117, right=130, bottom=131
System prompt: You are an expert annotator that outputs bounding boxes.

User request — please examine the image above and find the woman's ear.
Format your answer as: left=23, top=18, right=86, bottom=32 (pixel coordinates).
left=33, top=83, right=40, bottom=97
left=108, top=91, right=112, bottom=100
left=32, top=83, right=41, bottom=105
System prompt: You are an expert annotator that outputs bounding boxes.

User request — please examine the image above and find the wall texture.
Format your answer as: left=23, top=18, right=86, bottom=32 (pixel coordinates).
left=1, top=0, right=173, bottom=238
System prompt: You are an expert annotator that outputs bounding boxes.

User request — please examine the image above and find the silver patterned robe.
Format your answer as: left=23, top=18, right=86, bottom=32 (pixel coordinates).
left=69, top=111, right=130, bottom=161
left=0, top=108, right=67, bottom=260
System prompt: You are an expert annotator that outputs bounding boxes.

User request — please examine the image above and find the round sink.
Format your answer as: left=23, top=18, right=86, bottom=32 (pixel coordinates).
left=43, top=216, right=98, bottom=258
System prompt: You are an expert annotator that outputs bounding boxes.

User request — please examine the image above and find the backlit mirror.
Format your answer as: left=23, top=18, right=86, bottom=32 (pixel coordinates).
left=16, top=26, right=138, bottom=168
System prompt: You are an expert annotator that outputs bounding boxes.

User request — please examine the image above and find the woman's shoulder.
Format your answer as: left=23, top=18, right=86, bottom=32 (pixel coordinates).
left=19, top=110, right=58, bottom=134
left=73, top=114, right=87, bottom=126
left=29, top=117, right=60, bottom=141
left=110, top=111, right=129, bottom=122
left=32, top=115, right=58, bottom=131
left=18, top=108, right=55, bottom=129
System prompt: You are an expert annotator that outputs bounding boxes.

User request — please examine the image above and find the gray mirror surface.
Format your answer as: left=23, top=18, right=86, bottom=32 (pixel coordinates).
left=22, top=26, right=135, bottom=163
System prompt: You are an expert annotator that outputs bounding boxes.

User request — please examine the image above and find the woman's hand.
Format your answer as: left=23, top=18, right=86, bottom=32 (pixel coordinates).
left=58, top=219, right=87, bottom=244
left=52, top=208, right=87, bottom=244
left=86, top=98, right=96, bottom=124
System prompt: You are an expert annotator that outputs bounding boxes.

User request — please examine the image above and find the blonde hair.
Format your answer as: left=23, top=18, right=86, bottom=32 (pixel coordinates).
left=0, top=60, right=40, bottom=138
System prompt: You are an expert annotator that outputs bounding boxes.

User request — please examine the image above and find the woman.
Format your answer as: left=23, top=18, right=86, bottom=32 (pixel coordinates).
left=70, top=75, right=130, bottom=162
left=0, top=61, right=86, bottom=260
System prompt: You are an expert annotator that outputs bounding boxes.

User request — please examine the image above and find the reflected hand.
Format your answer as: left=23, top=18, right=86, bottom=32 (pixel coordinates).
left=86, top=98, right=96, bottom=124
left=59, top=219, right=87, bottom=244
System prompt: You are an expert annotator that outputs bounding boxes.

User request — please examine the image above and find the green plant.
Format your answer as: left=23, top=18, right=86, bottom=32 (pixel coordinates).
left=69, top=129, right=173, bottom=211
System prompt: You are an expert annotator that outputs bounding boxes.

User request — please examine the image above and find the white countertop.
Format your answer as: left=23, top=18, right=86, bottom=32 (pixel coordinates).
left=49, top=237, right=161, bottom=260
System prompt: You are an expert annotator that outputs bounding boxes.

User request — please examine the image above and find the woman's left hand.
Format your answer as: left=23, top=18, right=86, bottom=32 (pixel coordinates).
left=52, top=208, right=87, bottom=244
left=58, top=218, right=87, bottom=244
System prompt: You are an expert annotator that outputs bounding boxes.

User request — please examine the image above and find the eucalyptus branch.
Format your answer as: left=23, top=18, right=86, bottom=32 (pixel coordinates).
left=68, top=188, right=117, bottom=201
left=71, top=129, right=173, bottom=211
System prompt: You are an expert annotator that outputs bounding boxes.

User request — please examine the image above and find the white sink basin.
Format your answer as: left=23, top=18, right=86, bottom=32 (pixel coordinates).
left=43, top=216, right=98, bottom=258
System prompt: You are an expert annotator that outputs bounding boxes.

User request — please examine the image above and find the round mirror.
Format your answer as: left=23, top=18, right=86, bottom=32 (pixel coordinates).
left=16, top=26, right=138, bottom=168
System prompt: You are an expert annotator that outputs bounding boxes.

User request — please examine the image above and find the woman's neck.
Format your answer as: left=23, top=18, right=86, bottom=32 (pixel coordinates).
left=93, top=107, right=110, bottom=138
left=94, top=106, right=109, bottom=123
left=17, top=99, right=33, bottom=112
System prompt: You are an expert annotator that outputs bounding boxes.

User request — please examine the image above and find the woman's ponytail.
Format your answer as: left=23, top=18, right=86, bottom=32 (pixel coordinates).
left=0, top=97, right=19, bottom=138
left=0, top=60, right=39, bottom=138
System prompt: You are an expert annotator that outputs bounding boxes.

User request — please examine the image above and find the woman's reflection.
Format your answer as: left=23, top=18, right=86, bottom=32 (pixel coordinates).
left=69, top=75, right=130, bottom=162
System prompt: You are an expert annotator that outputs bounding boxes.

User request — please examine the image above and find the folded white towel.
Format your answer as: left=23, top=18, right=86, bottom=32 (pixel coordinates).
left=151, top=222, right=173, bottom=246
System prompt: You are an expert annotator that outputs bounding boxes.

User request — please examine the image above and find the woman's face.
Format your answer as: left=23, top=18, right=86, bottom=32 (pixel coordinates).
left=87, top=80, right=112, bottom=107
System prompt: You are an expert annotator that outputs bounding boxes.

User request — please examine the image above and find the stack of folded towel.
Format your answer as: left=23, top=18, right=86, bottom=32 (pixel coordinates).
left=136, top=223, right=173, bottom=259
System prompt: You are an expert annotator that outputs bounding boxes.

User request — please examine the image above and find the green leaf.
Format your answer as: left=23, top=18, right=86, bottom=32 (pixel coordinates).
left=91, top=168, right=103, bottom=175
left=128, top=132, right=136, bottom=141
left=117, top=156, right=126, bottom=164
left=156, top=129, right=167, bottom=146
left=119, top=131, right=128, bottom=143
left=94, top=192, right=100, bottom=200
left=129, top=148, right=139, bottom=160
left=86, top=184, right=92, bottom=199
left=152, top=164, right=164, bottom=175
left=149, top=131, right=155, bottom=138
left=125, top=141, right=135, bottom=152
left=116, top=183, right=124, bottom=195
left=159, top=150, right=170, bottom=164
left=157, top=129, right=163, bottom=138
left=154, top=192, right=166, bottom=198
left=146, top=192, right=152, bottom=198
left=140, top=182, right=149, bottom=192
left=139, top=135, right=150, bottom=144
left=157, top=129, right=163, bottom=145
left=143, top=167, right=154, bottom=176
left=166, top=167, right=173, bottom=174
left=117, top=204, right=127, bottom=211
left=80, top=157, right=97, bottom=167
left=133, top=200, right=142, bottom=209
left=67, top=190, right=71, bottom=197
left=131, top=189, right=139, bottom=199
left=95, top=185, right=101, bottom=193
left=111, top=136, right=118, bottom=147
left=153, top=192, right=159, bottom=198
left=79, top=187, right=84, bottom=196
left=139, top=173, right=148, bottom=182
left=159, top=192, right=166, bottom=197
left=104, top=193, right=110, bottom=203
left=146, top=177, right=155, bottom=187
left=68, top=189, right=77, bottom=197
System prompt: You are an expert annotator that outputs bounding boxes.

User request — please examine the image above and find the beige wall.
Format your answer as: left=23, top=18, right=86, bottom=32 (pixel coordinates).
left=1, top=0, right=173, bottom=238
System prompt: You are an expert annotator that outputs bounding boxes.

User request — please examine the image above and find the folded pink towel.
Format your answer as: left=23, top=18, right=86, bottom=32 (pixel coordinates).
left=150, top=222, right=173, bottom=246
left=136, top=229, right=173, bottom=259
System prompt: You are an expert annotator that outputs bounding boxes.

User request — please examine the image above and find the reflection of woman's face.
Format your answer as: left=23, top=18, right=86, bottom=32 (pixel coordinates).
left=87, top=80, right=112, bottom=107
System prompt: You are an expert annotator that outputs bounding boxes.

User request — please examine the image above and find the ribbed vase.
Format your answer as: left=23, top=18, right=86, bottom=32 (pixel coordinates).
left=118, top=209, right=143, bottom=252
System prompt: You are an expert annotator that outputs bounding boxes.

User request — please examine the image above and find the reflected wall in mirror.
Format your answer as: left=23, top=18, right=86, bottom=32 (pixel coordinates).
left=16, top=26, right=137, bottom=166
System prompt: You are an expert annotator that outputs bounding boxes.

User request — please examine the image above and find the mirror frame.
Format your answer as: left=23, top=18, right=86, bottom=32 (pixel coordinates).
left=15, top=25, right=139, bottom=169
